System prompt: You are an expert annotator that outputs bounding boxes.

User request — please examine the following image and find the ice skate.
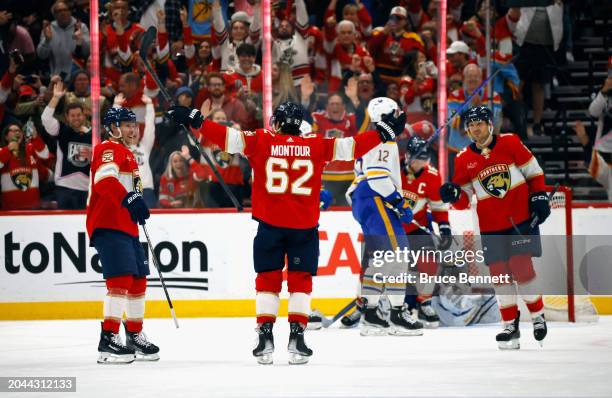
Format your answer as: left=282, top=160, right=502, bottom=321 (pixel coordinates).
left=252, top=322, right=274, bottom=365
left=307, top=311, right=323, bottom=330
left=124, top=323, right=160, bottom=361
left=97, top=324, right=135, bottom=364
left=288, top=322, right=312, bottom=365
left=533, top=314, right=547, bottom=347
left=496, top=312, right=521, bottom=350
left=417, top=299, right=440, bottom=329
left=389, top=305, right=424, bottom=336
left=360, top=306, right=390, bottom=336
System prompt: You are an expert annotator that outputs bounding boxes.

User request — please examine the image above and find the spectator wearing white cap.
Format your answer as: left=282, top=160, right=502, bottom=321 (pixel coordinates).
left=446, top=40, right=477, bottom=92
left=211, top=0, right=258, bottom=71
left=368, top=6, right=425, bottom=83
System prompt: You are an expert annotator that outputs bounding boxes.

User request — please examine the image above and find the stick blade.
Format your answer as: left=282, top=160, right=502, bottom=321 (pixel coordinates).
left=139, top=26, right=157, bottom=58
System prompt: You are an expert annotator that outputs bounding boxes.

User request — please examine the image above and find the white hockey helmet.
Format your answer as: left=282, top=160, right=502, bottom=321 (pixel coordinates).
left=367, top=97, right=398, bottom=123
left=299, top=120, right=312, bottom=136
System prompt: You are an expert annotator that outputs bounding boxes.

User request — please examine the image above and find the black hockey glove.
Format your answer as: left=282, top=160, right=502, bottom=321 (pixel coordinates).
left=439, top=182, right=461, bottom=204
left=167, top=106, right=204, bottom=129
left=376, top=111, right=406, bottom=143
left=437, top=223, right=453, bottom=250
left=529, top=192, right=551, bottom=226
left=122, top=191, right=150, bottom=225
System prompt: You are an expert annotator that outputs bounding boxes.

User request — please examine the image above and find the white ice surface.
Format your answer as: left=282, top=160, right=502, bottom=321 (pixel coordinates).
left=1, top=317, right=611, bottom=398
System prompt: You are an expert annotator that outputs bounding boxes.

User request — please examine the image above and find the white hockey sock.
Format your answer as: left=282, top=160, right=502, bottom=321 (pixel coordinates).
left=256, top=292, right=280, bottom=322
left=494, top=283, right=519, bottom=321
left=516, top=279, right=545, bottom=318
left=288, top=292, right=311, bottom=323
left=103, top=291, right=127, bottom=332
left=387, top=289, right=407, bottom=307
left=126, top=294, right=145, bottom=332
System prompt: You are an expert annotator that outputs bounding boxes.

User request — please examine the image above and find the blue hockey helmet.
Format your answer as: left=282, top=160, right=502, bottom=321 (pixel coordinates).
left=462, top=105, right=493, bottom=128
left=103, top=107, right=137, bottom=139
left=405, top=135, right=430, bottom=161
left=270, top=101, right=303, bottom=135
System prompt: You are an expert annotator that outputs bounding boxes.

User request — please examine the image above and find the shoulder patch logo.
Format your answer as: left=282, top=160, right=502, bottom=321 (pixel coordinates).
left=102, top=149, right=114, bottom=163
left=478, top=164, right=511, bottom=199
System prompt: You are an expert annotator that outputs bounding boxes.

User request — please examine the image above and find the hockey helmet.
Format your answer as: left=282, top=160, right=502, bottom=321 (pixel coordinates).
left=406, top=135, right=431, bottom=162
left=270, top=101, right=303, bottom=135
left=463, top=105, right=493, bottom=141
left=367, top=97, right=398, bottom=123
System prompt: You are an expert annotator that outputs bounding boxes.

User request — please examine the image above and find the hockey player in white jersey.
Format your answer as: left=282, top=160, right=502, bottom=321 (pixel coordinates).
left=346, top=97, right=424, bottom=336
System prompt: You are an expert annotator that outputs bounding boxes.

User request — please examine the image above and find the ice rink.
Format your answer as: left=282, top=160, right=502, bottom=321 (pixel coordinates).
left=1, top=316, right=611, bottom=398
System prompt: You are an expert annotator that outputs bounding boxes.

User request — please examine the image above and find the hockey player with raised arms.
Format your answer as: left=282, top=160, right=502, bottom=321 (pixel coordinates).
left=168, top=101, right=403, bottom=365
left=87, top=107, right=159, bottom=364
left=400, top=135, right=452, bottom=328
left=439, top=105, right=551, bottom=349
left=345, top=97, right=423, bottom=336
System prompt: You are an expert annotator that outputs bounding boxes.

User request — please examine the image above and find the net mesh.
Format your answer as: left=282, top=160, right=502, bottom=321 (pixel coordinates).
left=542, top=188, right=598, bottom=322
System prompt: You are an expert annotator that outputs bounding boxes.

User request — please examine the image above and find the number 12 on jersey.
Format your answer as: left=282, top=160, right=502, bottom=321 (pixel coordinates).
left=265, top=158, right=314, bottom=195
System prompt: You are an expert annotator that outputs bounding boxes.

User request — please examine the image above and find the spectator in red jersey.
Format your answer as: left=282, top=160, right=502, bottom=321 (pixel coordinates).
left=226, top=43, right=263, bottom=95
left=100, top=0, right=145, bottom=90
left=400, top=52, right=437, bottom=118
left=323, top=19, right=373, bottom=92
left=181, top=7, right=218, bottom=81
left=117, top=72, right=158, bottom=135
left=198, top=72, right=248, bottom=128
left=158, top=147, right=210, bottom=208
left=312, top=93, right=358, bottom=205
left=0, top=122, right=51, bottom=210
left=194, top=108, right=245, bottom=208
left=368, top=6, right=425, bottom=83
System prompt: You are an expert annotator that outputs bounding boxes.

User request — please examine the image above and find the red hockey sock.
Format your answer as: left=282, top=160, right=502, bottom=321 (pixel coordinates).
left=126, top=277, right=147, bottom=333
left=103, top=275, right=134, bottom=333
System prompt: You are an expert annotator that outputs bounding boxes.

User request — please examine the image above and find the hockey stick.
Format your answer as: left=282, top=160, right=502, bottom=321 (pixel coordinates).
left=142, top=224, right=180, bottom=328
left=312, top=298, right=357, bottom=328
left=139, top=26, right=243, bottom=211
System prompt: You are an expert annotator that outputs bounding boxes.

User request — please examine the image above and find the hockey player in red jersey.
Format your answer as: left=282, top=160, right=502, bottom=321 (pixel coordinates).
left=168, top=101, right=403, bottom=365
left=401, top=136, right=452, bottom=328
left=439, top=106, right=551, bottom=349
left=87, top=107, right=159, bottom=364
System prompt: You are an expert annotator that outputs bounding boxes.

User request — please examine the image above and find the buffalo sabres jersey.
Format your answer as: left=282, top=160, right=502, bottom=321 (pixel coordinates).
left=86, top=140, right=142, bottom=238
left=451, top=134, right=545, bottom=233
left=401, top=164, right=449, bottom=234
left=346, top=142, right=402, bottom=201
left=195, top=119, right=382, bottom=229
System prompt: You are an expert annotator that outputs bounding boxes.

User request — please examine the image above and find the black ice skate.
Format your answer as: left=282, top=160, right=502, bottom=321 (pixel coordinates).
left=253, top=322, right=274, bottom=365
left=389, top=305, right=424, bottom=336
left=533, top=314, right=547, bottom=347
left=496, top=312, right=521, bottom=350
left=288, top=322, right=313, bottom=365
left=360, top=306, right=390, bottom=336
left=97, top=323, right=135, bottom=364
left=124, top=323, right=160, bottom=361
left=417, top=299, right=440, bottom=329
left=307, top=311, right=323, bottom=330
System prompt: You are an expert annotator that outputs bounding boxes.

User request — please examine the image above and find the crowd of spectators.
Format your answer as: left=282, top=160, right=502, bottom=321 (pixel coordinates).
left=1, top=0, right=605, bottom=210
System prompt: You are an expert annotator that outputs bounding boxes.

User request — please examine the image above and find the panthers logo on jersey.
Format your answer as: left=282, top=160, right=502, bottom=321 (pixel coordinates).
left=402, top=190, right=419, bottom=209
left=11, top=168, right=32, bottom=191
left=478, top=164, right=511, bottom=199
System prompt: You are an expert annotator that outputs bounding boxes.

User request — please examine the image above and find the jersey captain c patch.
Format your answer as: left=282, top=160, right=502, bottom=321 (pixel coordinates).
left=478, top=164, right=511, bottom=198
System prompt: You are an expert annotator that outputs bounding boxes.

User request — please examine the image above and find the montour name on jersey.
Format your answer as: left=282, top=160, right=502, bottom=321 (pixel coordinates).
left=270, top=145, right=311, bottom=157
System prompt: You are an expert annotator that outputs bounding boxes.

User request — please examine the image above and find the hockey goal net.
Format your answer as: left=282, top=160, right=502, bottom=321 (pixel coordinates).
left=540, top=185, right=598, bottom=322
